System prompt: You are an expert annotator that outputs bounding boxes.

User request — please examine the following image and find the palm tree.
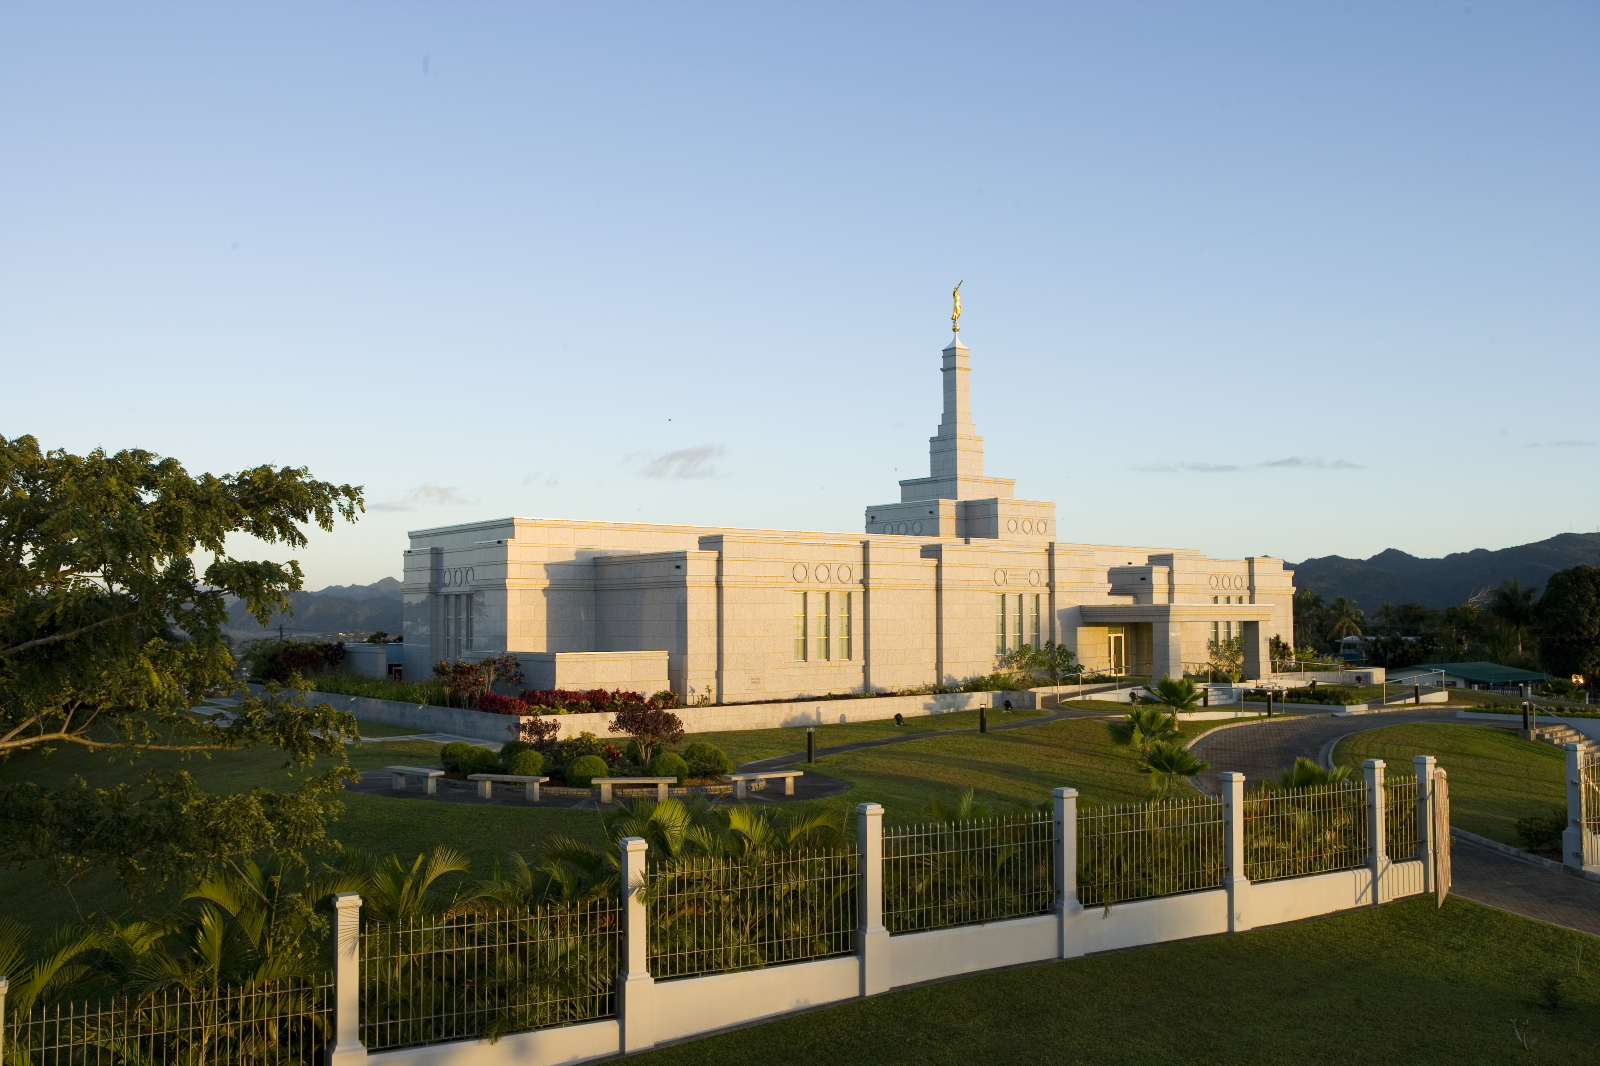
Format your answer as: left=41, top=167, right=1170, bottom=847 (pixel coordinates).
left=1140, top=675, right=1204, bottom=714
left=923, top=788, right=996, bottom=823
left=1271, top=756, right=1352, bottom=791
left=1324, top=598, right=1365, bottom=641
left=338, top=844, right=475, bottom=925
left=1486, top=579, right=1537, bottom=657
left=1107, top=707, right=1179, bottom=752
left=1136, top=741, right=1210, bottom=799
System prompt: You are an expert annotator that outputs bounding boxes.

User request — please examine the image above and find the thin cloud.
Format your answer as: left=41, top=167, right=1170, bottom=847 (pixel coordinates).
left=640, top=445, right=725, bottom=479
left=1136, top=456, right=1362, bottom=474
left=371, top=483, right=477, bottom=512
left=1134, top=461, right=1243, bottom=474
left=522, top=471, right=560, bottom=487
left=1526, top=440, right=1596, bottom=448
left=1257, top=456, right=1363, bottom=470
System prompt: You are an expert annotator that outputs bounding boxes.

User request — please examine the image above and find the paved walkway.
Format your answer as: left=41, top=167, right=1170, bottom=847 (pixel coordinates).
left=1449, top=839, right=1600, bottom=937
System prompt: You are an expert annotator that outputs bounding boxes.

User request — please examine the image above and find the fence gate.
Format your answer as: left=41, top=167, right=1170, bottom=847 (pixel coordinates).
left=1583, top=750, right=1600, bottom=868
left=1433, top=769, right=1450, bottom=907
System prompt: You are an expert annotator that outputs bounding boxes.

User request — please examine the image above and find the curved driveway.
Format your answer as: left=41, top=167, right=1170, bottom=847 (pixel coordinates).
left=1187, top=708, right=1504, bottom=795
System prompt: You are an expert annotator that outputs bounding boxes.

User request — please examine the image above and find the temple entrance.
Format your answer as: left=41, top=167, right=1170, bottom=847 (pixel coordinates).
left=1108, top=627, right=1126, bottom=676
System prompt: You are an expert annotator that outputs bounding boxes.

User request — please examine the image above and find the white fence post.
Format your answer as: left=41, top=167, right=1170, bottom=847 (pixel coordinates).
left=1053, top=787, right=1083, bottom=958
left=618, top=836, right=656, bottom=1053
left=328, top=893, right=367, bottom=1066
left=1221, top=772, right=1251, bottom=932
left=1363, top=759, right=1387, bottom=903
left=1, top=975, right=8, bottom=1064
left=856, top=802, right=889, bottom=996
left=1414, top=755, right=1436, bottom=893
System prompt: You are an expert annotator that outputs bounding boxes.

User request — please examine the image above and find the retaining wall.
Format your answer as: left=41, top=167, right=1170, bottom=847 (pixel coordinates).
left=280, top=686, right=1043, bottom=743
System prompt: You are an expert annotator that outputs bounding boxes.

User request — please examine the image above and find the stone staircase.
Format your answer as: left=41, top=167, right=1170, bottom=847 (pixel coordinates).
left=1531, top=722, right=1593, bottom=752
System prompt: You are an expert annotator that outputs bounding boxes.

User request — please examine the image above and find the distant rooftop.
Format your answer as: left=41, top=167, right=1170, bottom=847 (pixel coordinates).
left=1397, top=661, right=1549, bottom=684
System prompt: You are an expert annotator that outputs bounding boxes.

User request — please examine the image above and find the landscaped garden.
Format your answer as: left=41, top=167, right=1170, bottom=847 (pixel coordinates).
left=1332, top=722, right=1566, bottom=847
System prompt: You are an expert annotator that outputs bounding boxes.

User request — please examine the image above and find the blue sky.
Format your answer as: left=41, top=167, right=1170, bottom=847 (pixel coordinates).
left=3, top=1, right=1596, bottom=588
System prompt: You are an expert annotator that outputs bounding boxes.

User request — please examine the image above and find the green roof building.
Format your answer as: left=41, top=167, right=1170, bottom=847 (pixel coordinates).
left=1389, top=661, right=1549, bottom=692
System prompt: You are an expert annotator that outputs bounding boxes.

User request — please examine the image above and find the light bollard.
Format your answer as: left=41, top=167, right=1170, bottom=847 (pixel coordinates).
left=806, top=727, right=815, bottom=763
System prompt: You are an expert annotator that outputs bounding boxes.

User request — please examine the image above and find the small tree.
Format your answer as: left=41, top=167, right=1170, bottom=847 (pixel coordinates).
left=1206, top=635, right=1244, bottom=682
left=1271, top=756, right=1352, bottom=791
left=1137, top=741, right=1209, bottom=799
left=609, top=702, right=685, bottom=764
left=1033, top=640, right=1081, bottom=703
left=1140, top=675, right=1203, bottom=714
left=1536, top=565, right=1600, bottom=694
left=1107, top=707, right=1179, bottom=753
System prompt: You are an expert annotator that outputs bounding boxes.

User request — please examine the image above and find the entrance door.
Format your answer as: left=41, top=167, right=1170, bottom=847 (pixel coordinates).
left=1108, top=628, right=1126, bottom=676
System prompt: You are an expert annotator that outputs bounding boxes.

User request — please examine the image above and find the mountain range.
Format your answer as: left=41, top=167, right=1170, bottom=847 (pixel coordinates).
left=225, top=577, right=403, bottom=641
left=1289, top=532, right=1600, bottom=610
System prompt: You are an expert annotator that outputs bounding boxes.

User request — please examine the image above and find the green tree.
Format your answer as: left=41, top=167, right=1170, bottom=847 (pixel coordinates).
left=1535, top=565, right=1600, bottom=692
left=1107, top=707, right=1179, bottom=753
left=1271, top=756, right=1352, bottom=791
left=1136, top=742, right=1209, bottom=799
left=1323, top=597, right=1365, bottom=641
left=0, top=434, right=364, bottom=893
left=1139, top=675, right=1203, bottom=713
left=1486, top=578, right=1538, bottom=658
left=1206, top=635, right=1243, bottom=681
left=1293, top=588, right=1327, bottom=648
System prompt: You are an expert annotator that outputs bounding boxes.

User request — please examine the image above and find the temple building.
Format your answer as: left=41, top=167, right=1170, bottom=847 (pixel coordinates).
left=401, top=326, right=1295, bottom=701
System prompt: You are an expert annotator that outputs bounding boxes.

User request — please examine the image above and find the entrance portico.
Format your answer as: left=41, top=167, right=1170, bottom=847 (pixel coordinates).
left=1078, top=603, right=1277, bottom=681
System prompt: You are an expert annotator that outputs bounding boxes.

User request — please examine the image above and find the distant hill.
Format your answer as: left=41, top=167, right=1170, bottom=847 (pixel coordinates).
left=1289, top=533, right=1600, bottom=610
left=226, top=577, right=403, bottom=641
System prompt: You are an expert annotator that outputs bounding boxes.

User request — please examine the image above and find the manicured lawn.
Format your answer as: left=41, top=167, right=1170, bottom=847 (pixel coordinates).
left=775, top=716, right=1210, bottom=825
left=689, top=706, right=1051, bottom=764
left=1332, top=723, right=1566, bottom=847
left=631, top=896, right=1599, bottom=1066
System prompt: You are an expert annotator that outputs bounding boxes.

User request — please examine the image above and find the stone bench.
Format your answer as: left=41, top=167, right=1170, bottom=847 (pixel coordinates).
left=468, top=773, right=551, bottom=801
left=724, top=770, right=804, bottom=800
left=387, top=766, right=445, bottom=795
left=592, top=777, right=678, bottom=803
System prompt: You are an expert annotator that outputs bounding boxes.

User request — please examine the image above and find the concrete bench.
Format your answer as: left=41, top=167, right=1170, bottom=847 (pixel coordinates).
left=723, top=770, right=804, bottom=800
left=592, top=776, right=677, bottom=803
left=468, top=773, right=550, bottom=801
left=387, top=766, right=445, bottom=795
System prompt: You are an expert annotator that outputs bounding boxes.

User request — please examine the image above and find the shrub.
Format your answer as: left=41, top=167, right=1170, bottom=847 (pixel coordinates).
left=682, top=741, right=734, bottom=775
left=557, top=731, right=603, bottom=765
left=649, top=751, right=690, bottom=785
left=439, top=741, right=472, bottom=771
left=242, top=639, right=347, bottom=683
left=622, top=740, right=644, bottom=765
left=505, top=749, right=545, bottom=776
left=652, top=689, right=682, bottom=708
left=457, top=746, right=499, bottom=776
left=479, top=692, right=530, bottom=715
left=1515, top=807, right=1567, bottom=850
left=498, top=739, right=533, bottom=766
left=566, top=754, right=609, bottom=788
left=610, top=704, right=686, bottom=764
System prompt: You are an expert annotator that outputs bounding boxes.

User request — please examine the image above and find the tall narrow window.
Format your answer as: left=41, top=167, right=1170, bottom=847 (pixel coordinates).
left=1211, top=621, right=1220, bottom=645
left=995, top=595, right=1007, bottom=653
left=1030, top=595, right=1041, bottom=648
left=1224, top=620, right=1234, bottom=641
left=1014, top=596, right=1025, bottom=651
left=793, top=593, right=807, bottom=660
left=816, top=591, right=831, bottom=661
left=837, top=592, right=852, bottom=660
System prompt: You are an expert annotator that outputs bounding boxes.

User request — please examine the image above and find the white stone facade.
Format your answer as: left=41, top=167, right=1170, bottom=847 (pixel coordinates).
left=402, top=333, right=1295, bottom=699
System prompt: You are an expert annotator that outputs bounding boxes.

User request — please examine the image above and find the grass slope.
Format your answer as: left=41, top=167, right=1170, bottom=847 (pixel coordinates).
left=632, top=896, right=1598, bottom=1066
left=1332, top=723, right=1565, bottom=846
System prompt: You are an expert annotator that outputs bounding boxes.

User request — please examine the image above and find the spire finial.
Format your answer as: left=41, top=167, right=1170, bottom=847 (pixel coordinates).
left=951, top=280, right=963, bottom=333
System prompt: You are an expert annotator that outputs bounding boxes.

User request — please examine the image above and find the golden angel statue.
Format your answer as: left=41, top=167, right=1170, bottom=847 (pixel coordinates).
left=951, top=280, right=964, bottom=332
